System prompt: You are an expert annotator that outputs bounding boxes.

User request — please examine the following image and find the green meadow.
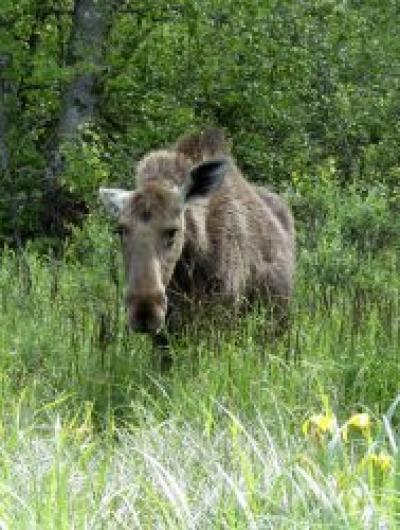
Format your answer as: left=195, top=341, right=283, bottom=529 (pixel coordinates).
left=0, top=174, right=398, bottom=528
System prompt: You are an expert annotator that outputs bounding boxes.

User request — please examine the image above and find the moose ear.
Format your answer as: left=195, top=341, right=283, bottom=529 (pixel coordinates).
left=182, top=158, right=227, bottom=203
left=99, top=188, right=133, bottom=217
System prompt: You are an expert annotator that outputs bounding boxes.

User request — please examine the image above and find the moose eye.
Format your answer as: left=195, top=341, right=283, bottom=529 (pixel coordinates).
left=115, top=224, right=129, bottom=239
left=162, top=228, right=178, bottom=248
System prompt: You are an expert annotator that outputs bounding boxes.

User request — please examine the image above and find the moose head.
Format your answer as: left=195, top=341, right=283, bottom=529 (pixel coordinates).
left=100, top=158, right=227, bottom=334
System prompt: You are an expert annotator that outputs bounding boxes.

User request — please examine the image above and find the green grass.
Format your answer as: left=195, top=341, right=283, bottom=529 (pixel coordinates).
left=0, top=196, right=399, bottom=528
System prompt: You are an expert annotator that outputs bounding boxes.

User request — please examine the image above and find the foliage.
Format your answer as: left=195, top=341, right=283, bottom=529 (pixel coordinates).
left=1, top=0, right=400, bottom=241
left=290, top=159, right=400, bottom=288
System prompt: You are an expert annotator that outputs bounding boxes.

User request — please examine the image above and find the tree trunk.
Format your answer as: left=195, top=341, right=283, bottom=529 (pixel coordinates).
left=0, top=81, right=8, bottom=175
left=0, top=74, right=18, bottom=244
left=44, top=0, right=111, bottom=235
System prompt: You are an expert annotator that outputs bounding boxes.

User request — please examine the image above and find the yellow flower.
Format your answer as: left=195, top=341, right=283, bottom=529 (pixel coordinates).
left=302, top=412, right=337, bottom=440
left=361, top=452, right=392, bottom=473
left=342, top=413, right=372, bottom=441
left=348, top=413, right=371, bottom=430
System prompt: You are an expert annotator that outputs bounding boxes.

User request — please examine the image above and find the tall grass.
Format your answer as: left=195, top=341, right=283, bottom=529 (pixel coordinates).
left=0, top=180, right=399, bottom=528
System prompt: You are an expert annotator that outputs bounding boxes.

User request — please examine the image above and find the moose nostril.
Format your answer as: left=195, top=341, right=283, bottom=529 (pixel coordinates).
left=125, top=289, right=167, bottom=333
left=135, top=318, right=150, bottom=333
left=133, top=308, right=151, bottom=333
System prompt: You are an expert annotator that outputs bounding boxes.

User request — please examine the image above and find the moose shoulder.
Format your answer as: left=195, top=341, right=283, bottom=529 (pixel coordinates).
left=99, top=129, right=295, bottom=336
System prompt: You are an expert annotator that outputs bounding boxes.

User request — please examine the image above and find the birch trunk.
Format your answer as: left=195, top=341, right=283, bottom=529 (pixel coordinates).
left=0, top=73, right=17, bottom=243
left=44, top=0, right=111, bottom=233
left=0, top=80, right=8, bottom=175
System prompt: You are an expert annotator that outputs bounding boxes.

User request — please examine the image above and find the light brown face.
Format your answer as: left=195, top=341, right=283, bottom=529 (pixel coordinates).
left=99, top=157, right=227, bottom=335
left=117, top=183, right=185, bottom=333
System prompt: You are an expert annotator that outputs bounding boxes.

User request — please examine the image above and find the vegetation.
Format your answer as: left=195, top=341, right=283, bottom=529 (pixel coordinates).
left=0, top=0, right=399, bottom=528
left=1, top=0, right=399, bottom=243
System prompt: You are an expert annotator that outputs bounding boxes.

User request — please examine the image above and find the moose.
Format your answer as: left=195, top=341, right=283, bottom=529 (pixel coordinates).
left=100, top=129, right=295, bottom=338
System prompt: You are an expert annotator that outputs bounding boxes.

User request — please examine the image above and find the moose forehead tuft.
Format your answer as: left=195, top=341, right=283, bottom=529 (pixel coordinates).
left=129, top=182, right=182, bottom=221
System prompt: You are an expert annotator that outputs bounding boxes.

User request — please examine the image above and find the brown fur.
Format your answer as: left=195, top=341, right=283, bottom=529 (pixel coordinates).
left=175, top=127, right=231, bottom=163
left=110, top=129, right=295, bottom=333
